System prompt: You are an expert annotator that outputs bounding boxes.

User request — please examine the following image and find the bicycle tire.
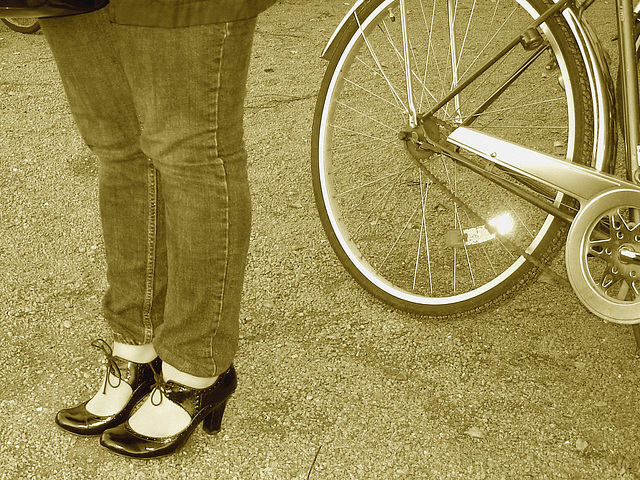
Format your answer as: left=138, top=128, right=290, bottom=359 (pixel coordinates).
left=312, top=0, right=594, bottom=316
left=1, top=18, right=41, bottom=34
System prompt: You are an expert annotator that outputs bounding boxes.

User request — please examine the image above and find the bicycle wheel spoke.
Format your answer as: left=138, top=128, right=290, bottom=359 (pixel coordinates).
left=420, top=0, right=449, bottom=111
left=414, top=174, right=433, bottom=292
left=335, top=100, right=399, bottom=133
left=380, top=195, right=425, bottom=268
left=343, top=77, right=402, bottom=110
left=329, top=123, right=393, bottom=143
left=354, top=11, right=409, bottom=114
left=336, top=168, right=408, bottom=198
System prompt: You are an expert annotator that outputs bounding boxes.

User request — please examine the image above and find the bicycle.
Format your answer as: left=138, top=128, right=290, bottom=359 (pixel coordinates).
left=1, top=18, right=40, bottom=33
left=312, top=0, right=640, bottom=325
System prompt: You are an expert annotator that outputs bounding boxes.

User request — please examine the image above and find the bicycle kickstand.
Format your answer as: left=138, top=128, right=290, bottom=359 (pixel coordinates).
left=632, top=325, right=640, bottom=355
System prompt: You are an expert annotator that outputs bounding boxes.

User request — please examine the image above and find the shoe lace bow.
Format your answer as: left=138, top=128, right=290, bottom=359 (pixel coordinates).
left=91, top=339, right=122, bottom=394
left=149, top=361, right=169, bottom=407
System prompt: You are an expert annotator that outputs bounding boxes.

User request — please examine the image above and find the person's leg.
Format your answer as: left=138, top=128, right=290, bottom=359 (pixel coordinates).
left=40, top=8, right=167, bottom=348
left=113, top=18, right=255, bottom=380
left=106, top=17, right=256, bottom=438
left=40, top=8, right=165, bottom=425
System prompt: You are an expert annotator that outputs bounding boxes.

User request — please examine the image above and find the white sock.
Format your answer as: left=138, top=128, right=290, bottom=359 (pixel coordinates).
left=85, top=342, right=157, bottom=416
left=162, top=363, right=217, bottom=389
left=113, top=342, right=157, bottom=364
left=127, top=363, right=217, bottom=437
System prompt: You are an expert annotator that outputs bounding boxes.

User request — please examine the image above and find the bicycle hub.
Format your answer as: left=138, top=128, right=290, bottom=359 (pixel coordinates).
left=398, top=117, right=452, bottom=160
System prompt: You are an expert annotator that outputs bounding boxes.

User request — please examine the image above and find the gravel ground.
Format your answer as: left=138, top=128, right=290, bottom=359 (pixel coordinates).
left=2, top=1, right=640, bottom=479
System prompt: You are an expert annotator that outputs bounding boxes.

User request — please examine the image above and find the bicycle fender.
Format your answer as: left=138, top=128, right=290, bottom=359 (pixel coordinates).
left=321, top=0, right=367, bottom=60
left=561, top=7, right=617, bottom=174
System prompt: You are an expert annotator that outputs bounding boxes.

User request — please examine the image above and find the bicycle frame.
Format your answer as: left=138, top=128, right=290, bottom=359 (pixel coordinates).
left=617, top=0, right=640, bottom=186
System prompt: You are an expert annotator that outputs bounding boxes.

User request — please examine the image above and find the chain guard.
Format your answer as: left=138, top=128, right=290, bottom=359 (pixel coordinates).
left=565, top=188, right=640, bottom=324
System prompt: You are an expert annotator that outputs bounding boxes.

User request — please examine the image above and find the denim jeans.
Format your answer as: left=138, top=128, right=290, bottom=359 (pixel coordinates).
left=40, top=8, right=255, bottom=377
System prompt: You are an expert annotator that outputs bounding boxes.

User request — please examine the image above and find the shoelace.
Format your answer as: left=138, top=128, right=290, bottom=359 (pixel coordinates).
left=91, top=339, right=122, bottom=394
left=148, top=360, right=167, bottom=407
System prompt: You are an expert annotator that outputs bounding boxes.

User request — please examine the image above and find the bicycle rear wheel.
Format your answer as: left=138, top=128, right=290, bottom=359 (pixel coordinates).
left=312, top=0, right=594, bottom=316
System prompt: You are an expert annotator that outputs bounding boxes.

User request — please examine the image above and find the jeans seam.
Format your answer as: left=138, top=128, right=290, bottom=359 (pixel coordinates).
left=207, top=21, right=232, bottom=376
left=142, top=158, right=157, bottom=344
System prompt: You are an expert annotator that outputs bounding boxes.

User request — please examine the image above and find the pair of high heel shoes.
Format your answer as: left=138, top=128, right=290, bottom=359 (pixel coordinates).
left=56, top=340, right=237, bottom=458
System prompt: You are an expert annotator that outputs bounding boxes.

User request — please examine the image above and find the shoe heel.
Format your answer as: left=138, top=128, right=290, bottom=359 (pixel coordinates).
left=202, top=401, right=227, bottom=435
